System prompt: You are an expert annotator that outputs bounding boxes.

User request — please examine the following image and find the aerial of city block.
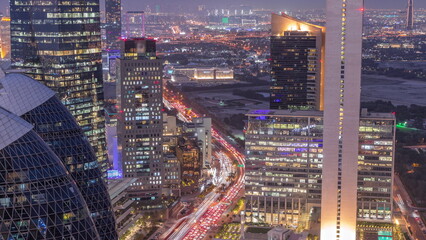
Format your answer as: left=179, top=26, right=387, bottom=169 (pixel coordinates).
left=0, top=0, right=426, bottom=239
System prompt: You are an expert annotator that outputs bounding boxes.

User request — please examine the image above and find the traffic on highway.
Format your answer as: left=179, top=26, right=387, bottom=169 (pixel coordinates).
left=162, top=87, right=245, bottom=240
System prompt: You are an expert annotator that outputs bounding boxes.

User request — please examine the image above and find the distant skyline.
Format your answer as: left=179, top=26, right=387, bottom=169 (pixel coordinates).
left=0, top=0, right=425, bottom=14
left=119, top=0, right=425, bottom=11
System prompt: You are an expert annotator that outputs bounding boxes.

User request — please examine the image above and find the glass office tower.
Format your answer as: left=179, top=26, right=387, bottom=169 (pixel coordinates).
left=0, top=73, right=118, bottom=240
left=10, top=0, right=108, bottom=173
left=270, top=13, right=325, bottom=110
left=0, top=107, right=100, bottom=240
left=105, top=0, right=122, bottom=50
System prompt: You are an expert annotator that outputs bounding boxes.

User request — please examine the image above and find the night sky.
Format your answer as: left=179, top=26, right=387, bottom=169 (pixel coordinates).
left=0, top=0, right=424, bottom=14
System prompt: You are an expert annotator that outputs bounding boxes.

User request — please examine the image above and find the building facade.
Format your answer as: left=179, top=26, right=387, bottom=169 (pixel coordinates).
left=245, top=110, right=395, bottom=236
left=117, top=38, right=164, bottom=201
left=0, top=73, right=118, bottom=240
left=176, top=137, right=202, bottom=196
left=321, top=0, right=364, bottom=239
left=184, top=117, right=212, bottom=168
left=0, top=107, right=101, bottom=240
left=245, top=110, right=324, bottom=227
left=105, top=0, right=122, bottom=51
left=0, top=15, right=10, bottom=60
left=10, top=0, right=108, bottom=173
left=270, top=13, right=325, bottom=111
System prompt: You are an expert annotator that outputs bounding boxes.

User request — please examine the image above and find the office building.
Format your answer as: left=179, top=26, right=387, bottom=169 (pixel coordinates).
left=176, top=137, right=202, bottom=196
left=0, top=73, right=118, bottom=240
left=407, top=0, right=414, bottom=30
left=163, top=154, right=181, bottom=197
left=0, top=107, right=100, bottom=240
left=108, top=178, right=140, bottom=235
left=184, top=117, right=212, bottom=168
left=270, top=13, right=325, bottom=110
left=170, top=67, right=234, bottom=84
left=0, top=15, right=10, bottom=60
left=10, top=0, right=108, bottom=173
left=245, top=110, right=324, bottom=227
left=105, top=0, right=122, bottom=51
left=245, top=110, right=395, bottom=234
left=321, top=0, right=364, bottom=239
left=117, top=38, right=164, bottom=201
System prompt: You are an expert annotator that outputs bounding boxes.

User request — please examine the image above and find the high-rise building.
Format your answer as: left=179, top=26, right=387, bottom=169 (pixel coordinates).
left=270, top=13, right=325, bottom=111
left=0, top=73, right=118, bottom=240
left=0, top=107, right=101, bottom=240
left=10, top=0, right=108, bottom=173
left=357, top=111, right=395, bottom=226
left=321, top=0, right=364, bottom=239
left=245, top=110, right=324, bottom=227
left=0, top=16, right=10, bottom=60
left=245, top=110, right=395, bottom=235
left=407, top=0, right=414, bottom=30
left=105, top=0, right=122, bottom=51
left=117, top=38, right=164, bottom=201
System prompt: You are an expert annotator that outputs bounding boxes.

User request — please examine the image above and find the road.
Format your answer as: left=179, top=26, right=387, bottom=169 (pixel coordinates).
left=161, top=87, right=245, bottom=240
left=394, top=175, right=426, bottom=240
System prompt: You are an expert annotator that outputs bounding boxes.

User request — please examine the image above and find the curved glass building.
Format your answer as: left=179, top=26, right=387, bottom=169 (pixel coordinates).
left=0, top=107, right=100, bottom=239
left=0, top=73, right=117, bottom=240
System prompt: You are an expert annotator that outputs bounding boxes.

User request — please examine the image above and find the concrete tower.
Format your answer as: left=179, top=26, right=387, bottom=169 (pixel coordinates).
left=321, top=0, right=364, bottom=240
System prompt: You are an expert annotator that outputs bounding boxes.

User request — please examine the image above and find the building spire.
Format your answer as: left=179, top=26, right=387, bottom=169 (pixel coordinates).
left=407, top=0, right=414, bottom=30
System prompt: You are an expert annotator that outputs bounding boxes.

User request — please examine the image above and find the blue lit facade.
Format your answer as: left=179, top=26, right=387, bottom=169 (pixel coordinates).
left=21, top=97, right=118, bottom=240
left=0, top=108, right=100, bottom=240
left=0, top=74, right=117, bottom=240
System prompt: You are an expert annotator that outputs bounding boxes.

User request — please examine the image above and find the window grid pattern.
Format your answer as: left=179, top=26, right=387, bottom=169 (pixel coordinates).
left=0, top=131, right=100, bottom=240
left=20, top=97, right=117, bottom=240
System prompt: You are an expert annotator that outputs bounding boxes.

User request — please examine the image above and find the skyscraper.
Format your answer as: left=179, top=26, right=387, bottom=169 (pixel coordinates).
left=117, top=38, right=164, bottom=202
left=0, top=73, right=118, bottom=240
left=407, top=0, right=414, bottom=30
left=105, top=0, right=122, bottom=50
left=321, top=0, right=364, bottom=239
left=0, top=15, right=10, bottom=60
left=270, top=13, right=325, bottom=110
left=0, top=107, right=101, bottom=240
left=10, top=0, right=108, bottom=173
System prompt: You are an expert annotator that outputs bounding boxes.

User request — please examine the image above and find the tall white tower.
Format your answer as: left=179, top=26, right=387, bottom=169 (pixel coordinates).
left=321, top=0, right=364, bottom=240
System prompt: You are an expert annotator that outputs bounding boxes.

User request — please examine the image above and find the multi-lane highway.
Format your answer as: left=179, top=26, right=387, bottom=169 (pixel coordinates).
left=394, top=175, right=426, bottom=240
left=161, top=87, right=245, bottom=240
